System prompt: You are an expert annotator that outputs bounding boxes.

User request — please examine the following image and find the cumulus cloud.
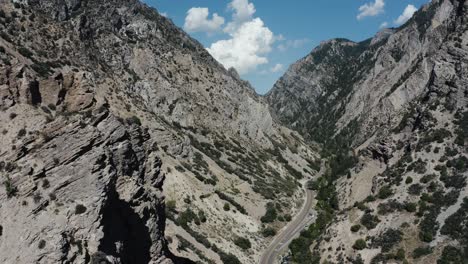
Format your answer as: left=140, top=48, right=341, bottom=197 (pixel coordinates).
left=270, top=63, right=284, bottom=73
left=394, top=5, right=418, bottom=25
left=224, top=0, right=256, bottom=33
left=206, top=0, right=276, bottom=74
left=380, top=21, right=389, bottom=29
left=207, top=18, right=274, bottom=74
left=357, top=0, right=385, bottom=20
left=184, top=7, right=225, bottom=33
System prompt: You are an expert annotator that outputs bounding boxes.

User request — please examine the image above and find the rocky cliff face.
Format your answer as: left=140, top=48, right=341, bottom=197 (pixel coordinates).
left=0, top=60, right=182, bottom=263
left=0, top=0, right=318, bottom=263
left=268, top=0, right=468, bottom=263
left=268, top=0, right=465, bottom=148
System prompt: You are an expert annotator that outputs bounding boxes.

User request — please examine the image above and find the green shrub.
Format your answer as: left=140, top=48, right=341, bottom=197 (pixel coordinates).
left=404, top=202, right=417, bottom=213
left=408, top=184, right=423, bottom=195
left=223, top=203, right=230, bottom=211
left=126, top=116, right=142, bottom=126
left=395, top=248, right=406, bottom=260
left=378, top=200, right=406, bottom=215
left=216, top=191, right=247, bottom=214
left=408, top=159, right=427, bottom=174
left=75, top=204, right=87, bottom=214
left=234, top=237, right=251, bottom=250
left=365, top=195, right=376, bottom=202
left=31, top=62, right=52, bottom=77
left=373, top=228, right=402, bottom=252
left=48, top=104, right=56, bottom=111
left=437, top=246, right=464, bottom=264
left=441, top=198, right=468, bottom=240
left=353, top=239, right=367, bottom=250
left=38, top=239, right=46, bottom=249
left=261, top=203, right=277, bottom=223
left=198, top=210, right=207, bottom=223
left=218, top=251, right=241, bottom=264
left=420, top=174, right=436, bottom=184
left=166, top=200, right=176, bottom=212
left=289, top=236, right=316, bottom=263
left=418, top=205, right=439, bottom=242
left=17, top=128, right=27, bottom=138
left=175, top=165, right=186, bottom=172
left=378, top=185, right=393, bottom=199
left=405, top=177, right=413, bottom=184
left=176, top=208, right=199, bottom=227
left=361, top=212, right=380, bottom=230
left=262, top=227, right=276, bottom=237
left=445, top=147, right=459, bottom=157
left=447, top=156, right=468, bottom=173
left=454, top=111, right=468, bottom=146
left=289, top=209, right=333, bottom=263
left=412, top=246, right=433, bottom=258
left=440, top=174, right=466, bottom=189
left=351, top=225, right=361, bottom=232
left=18, top=46, right=33, bottom=58
left=4, top=177, right=17, bottom=198
left=42, top=179, right=50, bottom=189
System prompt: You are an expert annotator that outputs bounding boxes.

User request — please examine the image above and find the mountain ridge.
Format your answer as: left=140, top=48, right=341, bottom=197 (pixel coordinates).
left=268, top=0, right=468, bottom=262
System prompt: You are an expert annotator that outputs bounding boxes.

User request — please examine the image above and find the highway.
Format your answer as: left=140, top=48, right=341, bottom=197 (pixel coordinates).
left=259, top=189, right=315, bottom=264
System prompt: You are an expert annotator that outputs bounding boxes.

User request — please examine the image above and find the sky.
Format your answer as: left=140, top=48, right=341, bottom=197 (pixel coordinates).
left=142, top=0, right=430, bottom=94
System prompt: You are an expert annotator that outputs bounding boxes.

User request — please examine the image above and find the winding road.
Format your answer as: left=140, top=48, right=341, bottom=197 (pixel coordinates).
left=259, top=189, right=316, bottom=264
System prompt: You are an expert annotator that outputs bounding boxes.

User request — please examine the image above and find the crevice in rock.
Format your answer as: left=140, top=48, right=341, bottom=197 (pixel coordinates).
left=29, top=80, right=41, bottom=105
left=98, top=187, right=151, bottom=264
left=57, top=88, right=67, bottom=106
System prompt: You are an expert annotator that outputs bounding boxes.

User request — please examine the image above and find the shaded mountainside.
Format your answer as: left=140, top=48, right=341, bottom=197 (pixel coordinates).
left=268, top=0, right=468, bottom=263
left=0, top=0, right=320, bottom=263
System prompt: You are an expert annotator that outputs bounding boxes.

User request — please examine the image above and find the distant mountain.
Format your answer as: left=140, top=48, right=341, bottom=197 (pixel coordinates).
left=267, top=0, right=468, bottom=262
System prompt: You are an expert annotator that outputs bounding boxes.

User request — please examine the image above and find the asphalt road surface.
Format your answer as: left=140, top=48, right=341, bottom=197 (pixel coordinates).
left=259, top=189, right=315, bottom=264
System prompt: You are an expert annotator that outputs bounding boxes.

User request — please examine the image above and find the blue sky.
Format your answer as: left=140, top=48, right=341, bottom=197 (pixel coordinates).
left=143, top=0, right=430, bottom=94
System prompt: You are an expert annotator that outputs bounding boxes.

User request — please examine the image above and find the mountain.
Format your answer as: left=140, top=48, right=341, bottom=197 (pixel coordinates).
left=0, top=0, right=319, bottom=263
left=267, top=0, right=468, bottom=262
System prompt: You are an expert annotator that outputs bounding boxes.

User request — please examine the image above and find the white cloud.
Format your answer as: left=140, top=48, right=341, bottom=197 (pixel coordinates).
left=224, top=0, right=256, bottom=33
left=380, top=21, right=389, bottom=29
left=161, top=12, right=168, bottom=17
left=206, top=0, right=276, bottom=75
left=277, top=38, right=310, bottom=52
left=207, top=18, right=274, bottom=74
left=394, top=5, right=418, bottom=25
left=357, top=0, right=385, bottom=20
left=270, top=63, right=284, bottom=73
left=184, top=7, right=225, bottom=33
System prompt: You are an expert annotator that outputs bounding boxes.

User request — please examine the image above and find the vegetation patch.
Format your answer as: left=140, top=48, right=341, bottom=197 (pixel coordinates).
left=260, top=202, right=277, bottom=223
left=233, top=237, right=251, bottom=250
left=215, top=190, right=247, bottom=215
left=371, top=228, right=402, bottom=252
left=361, top=212, right=380, bottom=230
left=353, top=239, right=367, bottom=250
left=412, top=246, right=433, bottom=259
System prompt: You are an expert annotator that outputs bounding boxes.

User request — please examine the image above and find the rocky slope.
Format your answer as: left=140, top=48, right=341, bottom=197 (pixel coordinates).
left=0, top=0, right=319, bottom=263
left=268, top=0, right=468, bottom=263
